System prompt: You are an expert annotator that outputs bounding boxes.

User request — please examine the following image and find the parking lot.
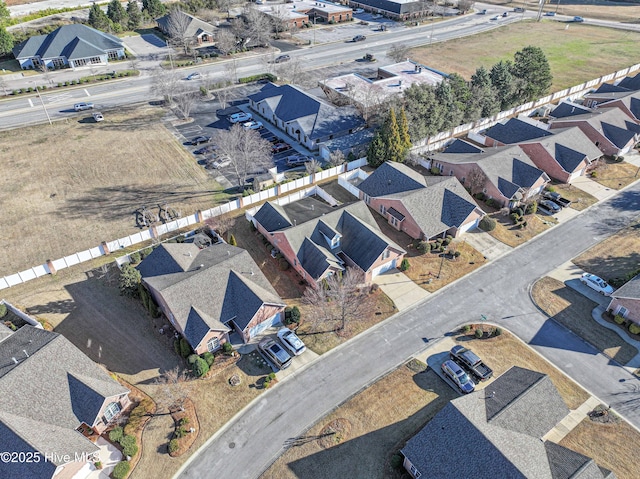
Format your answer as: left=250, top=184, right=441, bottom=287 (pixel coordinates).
left=293, top=13, right=406, bottom=45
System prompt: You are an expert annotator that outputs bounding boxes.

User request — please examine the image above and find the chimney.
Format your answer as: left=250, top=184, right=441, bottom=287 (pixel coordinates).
left=23, top=350, right=29, bottom=358
left=11, top=357, right=18, bottom=364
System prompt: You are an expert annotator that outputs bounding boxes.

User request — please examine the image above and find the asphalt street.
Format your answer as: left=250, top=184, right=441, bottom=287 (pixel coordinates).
left=176, top=183, right=640, bottom=479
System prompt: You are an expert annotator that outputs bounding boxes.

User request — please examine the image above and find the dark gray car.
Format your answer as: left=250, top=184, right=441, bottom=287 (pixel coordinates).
left=259, top=338, right=292, bottom=370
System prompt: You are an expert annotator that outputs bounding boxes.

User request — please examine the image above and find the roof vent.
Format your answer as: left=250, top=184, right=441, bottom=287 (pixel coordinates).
left=250, top=270, right=255, bottom=276
left=294, top=219, right=297, bottom=226
left=199, top=264, right=204, bottom=269
left=227, top=250, right=231, bottom=256
left=186, top=252, right=192, bottom=257
left=23, top=350, right=29, bottom=358
left=11, top=357, right=18, bottom=364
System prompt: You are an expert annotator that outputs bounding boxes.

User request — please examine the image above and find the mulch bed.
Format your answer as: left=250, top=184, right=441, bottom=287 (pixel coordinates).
left=169, top=397, right=200, bottom=457
left=602, top=311, right=640, bottom=342
left=204, top=352, right=240, bottom=378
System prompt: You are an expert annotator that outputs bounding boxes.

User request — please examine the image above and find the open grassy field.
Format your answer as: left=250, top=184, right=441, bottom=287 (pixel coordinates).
left=410, top=21, right=640, bottom=89
left=483, top=0, right=640, bottom=23
left=0, top=106, right=230, bottom=277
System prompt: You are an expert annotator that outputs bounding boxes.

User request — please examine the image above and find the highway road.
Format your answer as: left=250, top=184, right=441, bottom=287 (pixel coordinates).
left=175, top=176, right=640, bottom=479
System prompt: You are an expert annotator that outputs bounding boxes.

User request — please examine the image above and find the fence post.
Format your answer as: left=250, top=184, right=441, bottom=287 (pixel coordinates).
left=101, top=241, right=110, bottom=255
left=46, top=259, right=56, bottom=275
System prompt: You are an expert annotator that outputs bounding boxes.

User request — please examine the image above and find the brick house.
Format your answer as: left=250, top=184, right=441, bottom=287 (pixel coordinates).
left=608, top=274, right=640, bottom=325
left=0, top=326, right=130, bottom=479
left=356, top=161, right=484, bottom=239
left=249, top=199, right=406, bottom=287
left=482, top=117, right=552, bottom=147
left=137, top=243, right=285, bottom=350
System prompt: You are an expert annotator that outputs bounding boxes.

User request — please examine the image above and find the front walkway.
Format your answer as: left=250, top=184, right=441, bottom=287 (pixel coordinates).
left=543, top=396, right=602, bottom=443
left=373, top=269, right=430, bottom=311
left=86, top=436, right=123, bottom=479
left=463, top=227, right=513, bottom=261
left=591, top=305, right=640, bottom=370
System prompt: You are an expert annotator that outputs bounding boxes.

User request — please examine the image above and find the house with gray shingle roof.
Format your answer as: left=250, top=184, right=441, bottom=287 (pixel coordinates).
left=138, top=243, right=285, bottom=349
left=355, top=162, right=485, bottom=240
left=12, top=24, right=125, bottom=70
left=429, top=145, right=550, bottom=208
left=0, top=326, right=130, bottom=479
left=483, top=117, right=553, bottom=146
left=249, top=199, right=406, bottom=286
left=402, top=366, right=615, bottom=479
left=608, top=273, right=640, bottom=325
left=549, top=100, right=592, bottom=119
left=617, top=72, right=640, bottom=92
left=550, top=107, right=640, bottom=156
left=248, top=83, right=365, bottom=151
left=156, top=11, right=216, bottom=45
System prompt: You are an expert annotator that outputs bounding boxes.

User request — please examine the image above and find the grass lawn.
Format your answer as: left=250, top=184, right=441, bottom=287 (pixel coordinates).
left=483, top=0, right=640, bottom=23
left=409, top=21, right=640, bottom=90
left=457, top=329, right=589, bottom=410
left=0, top=106, right=231, bottom=277
left=488, top=211, right=555, bottom=247
left=590, top=159, right=640, bottom=190
left=573, top=221, right=640, bottom=281
left=550, top=183, right=598, bottom=211
left=261, top=365, right=457, bottom=479
left=531, top=277, right=638, bottom=365
left=559, top=416, right=640, bottom=479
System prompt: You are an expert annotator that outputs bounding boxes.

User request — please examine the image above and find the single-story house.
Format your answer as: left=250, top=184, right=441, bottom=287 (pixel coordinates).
left=256, top=1, right=353, bottom=28
left=0, top=326, right=130, bottom=479
left=518, top=126, right=603, bottom=183
left=356, top=161, right=485, bottom=239
left=402, top=366, right=616, bottom=479
left=429, top=144, right=550, bottom=208
left=482, top=117, right=552, bottom=147
left=548, top=100, right=592, bottom=119
left=319, top=128, right=373, bottom=161
left=617, top=72, right=640, bottom=91
left=156, top=11, right=216, bottom=44
left=550, top=107, right=640, bottom=156
left=248, top=83, right=365, bottom=151
left=12, top=24, right=125, bottom=70
left=249, top=199, right=406, bottom=286
left=137, top=243, right=286, bottom=350
left=608, top=273, right=640, bottom=324
left=255, top=4, right=309, bottom=29
left=588, top=90, right=640, bottom=123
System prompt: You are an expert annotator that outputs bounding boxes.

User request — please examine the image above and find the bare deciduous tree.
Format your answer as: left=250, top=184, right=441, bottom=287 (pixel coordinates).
left=224, top=58, right=238, bottom=84
left=270, top=5, right=289, bottom=39
left=173, top=84, right=200, bottom=119
left=204, top=211, right=235, bottom=239
left=328, top=149, right=346, bottom=167
left=302, top=268, right=375, bottom=334
left=387, top=43, right=410, bottom=63
left=155, top=366, right=191, bottom=413
left=304, top=158, right=322, bottom=175
left=245, top=6, right=272, bottom=47
left=466, top=165, right=487, bottom=194
left=166, top=8, right=194, bottom=55
left=215, top=124, right=273, bottom=188
left=355, top=83, right=387, bottom=124
left=457, top=0, right=475, bottom=13
left=151, top=68, right=181, bottom=104
left=216, top=28, right=237, bottom=56
left=275, top=57, right=306, bottom=85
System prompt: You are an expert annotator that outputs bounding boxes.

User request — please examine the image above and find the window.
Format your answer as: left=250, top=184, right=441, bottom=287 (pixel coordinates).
left=207, top=337, right=220, bottom=352
left=449, top=170, right=454, bottom=176
left=103, top=402, right=121, bottom=422
left=90, top=56, right=101, bottom=64
left=390, top=216, right=398, bottom=227
left=363, top=193, right=371, bottom=204
left=617, top=306, right=628, bottom=317
left=461, top=177, right=465, bottom=184
left=409, top=464, right=422, bottom=478
left=382, top=249, right=390, bottom=260
left=379, top=205, right=386, bottom=215
left=107, top=51, right=119, bottom=60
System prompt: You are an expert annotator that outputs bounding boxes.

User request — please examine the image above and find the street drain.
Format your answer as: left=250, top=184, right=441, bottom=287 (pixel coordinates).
left=229, top=442, right=236, bottom=449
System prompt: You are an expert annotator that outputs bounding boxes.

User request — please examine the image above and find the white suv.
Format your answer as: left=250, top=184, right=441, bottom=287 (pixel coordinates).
left=229, top=112, right=252, bottom=124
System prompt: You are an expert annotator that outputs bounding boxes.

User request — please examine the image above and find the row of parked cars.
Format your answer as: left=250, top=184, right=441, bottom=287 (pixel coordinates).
left=259, top=328, right=307, bottom=371
left=537, top=190, right=572, bottom=215
left=441, top=345, right=493, bottom=394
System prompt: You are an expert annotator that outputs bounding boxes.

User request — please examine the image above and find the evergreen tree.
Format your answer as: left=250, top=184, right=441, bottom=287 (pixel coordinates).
left=126, top=0, right=143, bottom=30
left=398, top=107, right=411, bottom=151
left=107, top=0, right=128, bottom=27
left=511, top=46, right=553, bottom=102
left=367, top=130, right=386, bottom=168
left=435, top=81, right=463, bottom=131
left=490, top=60, right=516, bottom=110
left=88, top=3, right=111, bottom=31
left=142, top=0, right=166, bottom=18
left=0, top=26, right=12, bottom=55
left=383, top=108, right=404, bottom=163
left=0, top=1, right=9, bottom=26
left=471, top=66, right=492, bottom=89
left=228, top=234, right=237, bottom=246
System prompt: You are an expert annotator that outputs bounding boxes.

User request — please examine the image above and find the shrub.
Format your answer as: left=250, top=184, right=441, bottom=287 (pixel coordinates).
left=142, top=247, right=153, bottom=258
left=510, top=213, right=521, bottom=224
left=222, top=341, right=234, bottom=354
left=629, top=323, right=640, bottom=335
left=268, top=372, right=276, bottom=380
left=149, top=299, right=160, bottom=318
left=290, top=306, right=301, bottom=323
left=526, top=201, right=537, bottom=215
left=546, top=186, right=556, bottom=193
left=202, top=351, right=215, bottom=366
left=430, top=166, right=441, bottom=175
left=120, top=435, right=138, bottom=458
left=249, top=221, right=257, bottom=231
left=228, top=234, right=237, bottom=246
left=443, top=237, right=452, bottom=246
left=174, top=339, right=181, bottom=355
left=119, top=264, right=141, bottom=297
left=200, top=86, right=208, bottom=96
left=179, top=338, right=192, bottom=358
left=590, top=171, right=598, bottom=178
left=462, top=324, right=471, bottom=333
left=112, top=461, right=130, bottom=479
left=109, top=426, right=124, bottom=443
left=390, top=453, right=403, bottom=469
left=614, top=314, right=625, bottom=325
left=486, top=198, right=497, bottom=208
left=187, top=354, right=199, bottom=365
left=168, top=438, right=179, bottom=454
left=474, top=192, right=486, bottom=201
left=478, top=216, right=496, bottom=232
left=474, top=328, right=483, bottom=339
left=129, top=251, right=141, bottom=264
left=400, top=258, right=410, bottom=271
left=238, top=73, right=277, bottom=84
left=514, top=208, right=524, bottom=217
left=453, top=251, right=461, bottom=258
left=417, top=241, right=430, bottom=253
left=0, top=303, right=6, bottom=318
left=494, top=327, right=502, bottom=336
left=192, top=357, right=209, bottom=377
left=179, top=417, right=189, bottom=426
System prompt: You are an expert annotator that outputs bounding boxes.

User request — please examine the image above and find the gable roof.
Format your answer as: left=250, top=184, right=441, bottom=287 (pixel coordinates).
left=549, top=101, right=592, bottom=119
left=358, top=161, right=427, bottom=197
left=484, top=118, right=553, bottom=144
left=252, top=202, right=292, bottom=232
left=13, top=24, right=123, bottom=60
left=551, top=107, right=640, bottom=149
left=599, top=91, right=640, bottom=121
left=618, top=72, right=640, bottom=91
left=0, top=327, right=127, bottom=472
left=248, top=83, right=364, bottom=140
left=611, top=273, right=640, bottom=300
left=402, top=366, right=614, bottom=479
left=520, top=127, right=602, bottom=173
left=156, top=11, right=216, bottom=38
left=444, top=138, right=484, bottom=154
left=138, top=243, right=284, bottom=344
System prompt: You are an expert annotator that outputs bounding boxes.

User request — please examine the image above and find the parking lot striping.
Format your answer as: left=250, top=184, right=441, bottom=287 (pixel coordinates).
left=180, top=126, right=202, bottom=135
left=28, top=98, right=33, bottom=108
left=84, top=89, right=91, bottom=97
left=46, top=92, right=73, bottom=103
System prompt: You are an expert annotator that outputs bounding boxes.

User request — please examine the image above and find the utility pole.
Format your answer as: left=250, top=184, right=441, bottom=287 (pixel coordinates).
left=31, top=81, right=51, bottom=125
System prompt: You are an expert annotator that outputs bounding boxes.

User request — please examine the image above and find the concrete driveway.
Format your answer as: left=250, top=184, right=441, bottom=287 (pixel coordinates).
left=571, top=176, right=617, bottom=201
left=373, top=269, right=430, bottom=311
left=546, top=261, right=612, bottom=306
left=122, top=34, right=169, bottom=60
left=462, top=227, right=512, bottom=261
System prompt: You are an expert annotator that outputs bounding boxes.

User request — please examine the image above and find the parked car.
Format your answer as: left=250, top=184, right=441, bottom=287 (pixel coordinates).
left=502, top=11, right=508, bottom=17
left=490, top=15, right=499, bottom=20
left=286, top=154, right=312, bottom=167
left=266, top=136, right=281, bottom=144
left=352, top=35, right=366, bottom=42
left=573, top=16, right=584, bottom=22
left=92, top=112, right=104, bottom=122
left=229, top=112, right=252, bottom=123
left=353, top=7, right=364, bottom=13
left=449, top=345, right=493, bottom=382
left=544, top=11, right=556, bottom=16
left=479, top=9, right=487, bottom=14
left=363, top=53, right=376, bottom=62
left=544, top=191, right=571, bottom=208
left=274, top=54, right=290, bottom=63
left=277, top=328, right=306, bottom=356
left=209, top=157, right=231, bottom=169
left=186, top=72, right=201, bottom=80
left=441, top=360, right=475, bottom=394
left=358, top=20, right=369, bottom=25
left=74, top=102, right=94, bottom=111
left=242, top=120, right=263, bottom=130
left=581, top=273, right=614, bottom=296
left=272, top=142, right=291, bottom=153
left=513, top=7, right=524, bottom=12
left=189, top=135, right=212, bottom=145
left=194, top=145, right=217, bottom=155
left=259, top=338, right=293, bottom=370
left=538, top=199, right=561, bottom=214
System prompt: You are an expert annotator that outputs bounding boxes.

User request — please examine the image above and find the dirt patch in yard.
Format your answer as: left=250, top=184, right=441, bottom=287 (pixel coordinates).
left=550, top=183, right=598, bottom=211
left=261, top=366, right=457, bottom=479
left=0, top=106, right=230, bottom=277
left=573, top=221, right=640, bottom=281
left=531, top=277, right=637, bottom=365
left=559, top=415, right=640, bottom=479
left=488, top=211, right=555, bottom=248
left=456, top=330, right=590, bottom=410
left=590, top=159, right=639, bottom=190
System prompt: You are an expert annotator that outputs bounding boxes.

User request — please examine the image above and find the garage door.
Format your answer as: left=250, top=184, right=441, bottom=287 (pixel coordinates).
left=248, top=312, right=282, bottom=338
left=372, top=259, right=397, bottom=278
left=458, top=217, right=480, bottom=235
left=568, top=168, right=585, bottom=183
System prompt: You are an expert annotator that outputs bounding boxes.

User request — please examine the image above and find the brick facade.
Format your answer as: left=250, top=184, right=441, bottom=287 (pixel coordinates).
left=608, top=297, right=640, bottom=324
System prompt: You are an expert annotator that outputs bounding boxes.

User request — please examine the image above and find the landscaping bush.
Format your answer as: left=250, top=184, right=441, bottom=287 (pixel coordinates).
left=238, top=73, right=277, bottom=84
left=390, top=453, right=403, bottom=469
left=187, top=354, right=199, bottom=365
left=228, top=234, right=237, bottom=246
left=168, top=438, right=179, bottom=454
left=202, top=351, right=215, bottom=366
left=494, top=327, right=502, bottom=336
left=629, top=323, right=640, bottom=335
left=443, top=237, right=452, bottom=246
left=222, top=341, right=234, bottom=354
left=290, top=306, right=300, bottom=324
left=453, top=251, right=461, bottom=259
left=400, top=258, right=410, bottom=271
left=590, top=171, right=598, bottom=178
left=463, top=324, right=471, bottom=333
left=179, top=417, right=189, bottom=426
left=112, top=461, right=130, bottom=479
left=278, top=258, right=290, bottom=270
left=546, top=186, right=556, bottom=193
left=191, top=357, right=209, bottom=377
left=474, top=328, right=483, bottom=338
left=514, top=208, right=524, bottom=217
left=478, top=217, right=496, bottom=232
left=510, top=212, right=521, bottom=224
left=430, top=166, right=441, bottom=175
left=485, top=198, right=497, bottom=208
left=175, top=426, right=187, bottom=438
left=148, top=298, right=160, bottom=318
left=249, top=221, right=257, bottom=232
left=474, top=192, right=486, bottom=201
left=0, top=303, right=6, bottom=318
left=129, top=251, right=141, bottom=264
left=109, top=426, right=123, bottom=443
left=417, top=241, right=431, bottom=253
left=141, top=247, right=153, bottom=258
left=120, top=435, right=138, bottom=458
left=526, top=201, right=537, bottom=215
left=179, top=338, right=192, bottom=358
left=614, top=314, right=626, bottom=325
left=124, top=399, right=153, bottom=436
left=119, top=264, right=141, bottom=298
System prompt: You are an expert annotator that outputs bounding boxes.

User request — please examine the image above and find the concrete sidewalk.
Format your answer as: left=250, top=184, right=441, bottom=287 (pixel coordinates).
left=543, top=396, right=602, bottom=443
left=591, top=305, right=640, bottom=369
left=462, top=227, right=512, bottom=261
left=373, top=269, right=430, bottom=311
